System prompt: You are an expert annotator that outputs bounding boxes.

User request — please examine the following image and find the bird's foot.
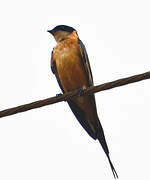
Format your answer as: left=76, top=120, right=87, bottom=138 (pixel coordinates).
left=56, top=93, right=63, bottom=97
left=77, top=87, right=86, bottom=97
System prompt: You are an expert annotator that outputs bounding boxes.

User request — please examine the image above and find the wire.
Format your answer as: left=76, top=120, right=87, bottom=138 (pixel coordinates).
left=0, top=71, right=150, bottom=118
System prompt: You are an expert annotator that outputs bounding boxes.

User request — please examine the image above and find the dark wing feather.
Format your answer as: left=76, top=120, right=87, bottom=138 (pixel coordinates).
left=78, top=39, right=98, bottom=110
left=51, top=49, right=64, bottom=93
left=78, top=39, right=93, bottom=86
left=67, top=100, right=97, bottom=139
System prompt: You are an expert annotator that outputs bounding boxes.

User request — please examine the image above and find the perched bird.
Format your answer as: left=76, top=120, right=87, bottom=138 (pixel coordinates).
left=48, top=25, right=118, bottom=178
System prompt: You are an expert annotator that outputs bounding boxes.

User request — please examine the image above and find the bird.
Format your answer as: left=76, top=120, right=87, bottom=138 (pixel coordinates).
left=48, top=25, right=118, bottom=178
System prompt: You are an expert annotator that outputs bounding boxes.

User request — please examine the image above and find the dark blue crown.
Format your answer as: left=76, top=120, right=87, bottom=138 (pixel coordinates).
left=48, top=25, right=75, bottom=34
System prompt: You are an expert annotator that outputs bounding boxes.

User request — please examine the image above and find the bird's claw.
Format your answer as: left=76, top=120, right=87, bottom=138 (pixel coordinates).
left=56, top=93, right=63, bottom=97
left=77, top=87, right=86, bottom=97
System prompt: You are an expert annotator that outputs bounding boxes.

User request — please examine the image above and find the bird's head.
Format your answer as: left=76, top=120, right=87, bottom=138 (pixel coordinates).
left=47, top=25, right=77, bottom=43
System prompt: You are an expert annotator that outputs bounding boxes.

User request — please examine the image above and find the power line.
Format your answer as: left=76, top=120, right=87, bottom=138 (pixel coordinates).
left=0, top=71, right=150, bottom=118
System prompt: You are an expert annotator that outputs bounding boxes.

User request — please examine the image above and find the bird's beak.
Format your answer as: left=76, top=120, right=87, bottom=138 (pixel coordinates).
left=47, top=30, right=53, bottom=34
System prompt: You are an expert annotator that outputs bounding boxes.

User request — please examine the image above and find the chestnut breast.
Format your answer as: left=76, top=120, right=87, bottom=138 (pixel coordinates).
left=53, top=39, right=88, bottom=92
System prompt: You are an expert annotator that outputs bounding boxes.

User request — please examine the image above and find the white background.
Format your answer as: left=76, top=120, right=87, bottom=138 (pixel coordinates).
left=0, top=0, right=150, bottom=179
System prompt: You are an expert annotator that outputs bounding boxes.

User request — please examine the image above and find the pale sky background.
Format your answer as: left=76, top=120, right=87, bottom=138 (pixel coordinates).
left=0, top=0, right=150, bottom=180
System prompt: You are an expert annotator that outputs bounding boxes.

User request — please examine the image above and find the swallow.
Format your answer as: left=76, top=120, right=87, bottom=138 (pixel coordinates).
left=48, top=25, right=118, bottom=178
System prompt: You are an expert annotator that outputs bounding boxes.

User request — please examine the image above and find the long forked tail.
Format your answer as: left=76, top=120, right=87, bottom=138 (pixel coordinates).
left=98, top=137, right=118, bottom=178
left=97, top=123, right=118, bottom=178
left=107, top=154, right=118, bottom=179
